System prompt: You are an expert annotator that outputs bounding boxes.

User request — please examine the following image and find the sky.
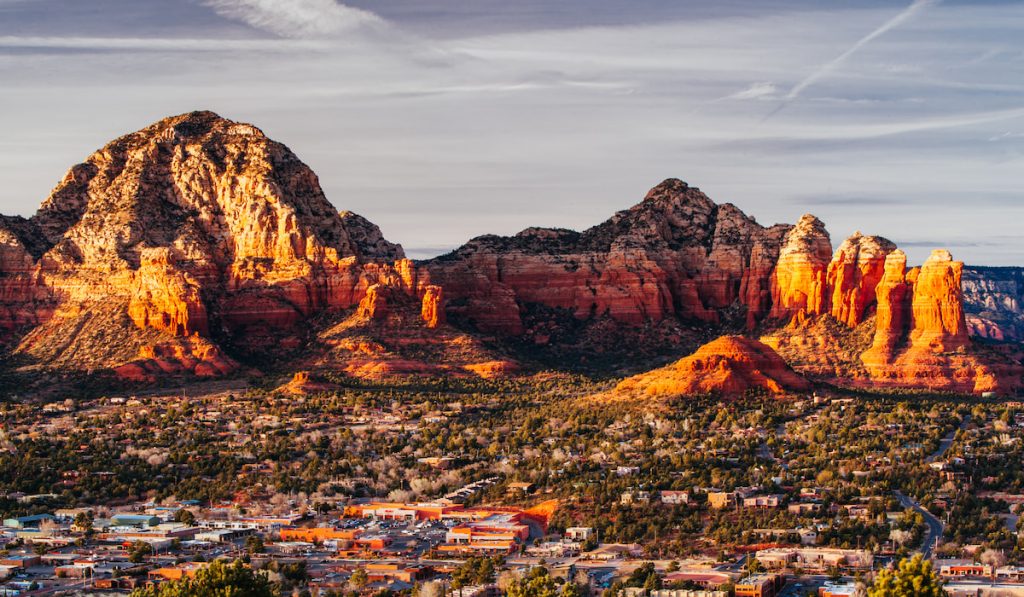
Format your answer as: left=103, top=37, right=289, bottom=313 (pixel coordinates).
left=1, top=0, right=1023, bottom=265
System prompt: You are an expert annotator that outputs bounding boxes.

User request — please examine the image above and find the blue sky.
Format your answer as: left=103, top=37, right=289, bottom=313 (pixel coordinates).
left=1, top=0, right=1022, bottom=264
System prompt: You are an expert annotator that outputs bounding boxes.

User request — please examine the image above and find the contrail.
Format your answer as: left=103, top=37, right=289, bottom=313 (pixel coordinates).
left=764, top=0, right=939, bottom=120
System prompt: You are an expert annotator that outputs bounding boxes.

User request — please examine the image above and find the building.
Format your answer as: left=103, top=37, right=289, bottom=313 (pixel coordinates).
left=660, top=491, right=691, bottom=506
left=440, top=514, right=529, bottom=555
left=755, top=548, right=872, bottom=571
left=734, top=574, right=785, bottom=597
left=365, top=563, right=430, bottom=583
left=936, top=559, right=993, bottom=578
left=194, top=528, right=254, bottom=543
left=110, top=514, right=160, bottom=528
left=743, top=495, right=782, bottom=509
left=662, top=571, right=733, bottom=590
left=565, top=527, right=594, bottom=542
left=2, top=514, right=55, bottom=529
left=707, top=492, right=736, bottom=510
left=819, top=581, right=858, bottom=597
left=279, top=527, right=361, bottom=543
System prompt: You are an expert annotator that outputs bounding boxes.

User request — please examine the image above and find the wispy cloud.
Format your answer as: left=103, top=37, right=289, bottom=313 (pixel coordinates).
left=728, top=82, right=778, bottom=101
left=201, top=0, right=382, bottom=38
left=765, top=0, right=939, bottom=119
left=0, top=35, right=329, bottom=51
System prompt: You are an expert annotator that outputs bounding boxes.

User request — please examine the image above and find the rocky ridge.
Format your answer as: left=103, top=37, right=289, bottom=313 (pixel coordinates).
left=0, top=111, right=1018, bottom=395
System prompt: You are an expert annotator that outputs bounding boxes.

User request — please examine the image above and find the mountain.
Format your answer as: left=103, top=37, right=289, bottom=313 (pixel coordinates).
left=426, top=181, right=1021, bottom=394
left=0, top=111, right=1019, bottom=396
left=0, top=111, right=472, bottom=383
left=963, top=266, right=1024, bottom=341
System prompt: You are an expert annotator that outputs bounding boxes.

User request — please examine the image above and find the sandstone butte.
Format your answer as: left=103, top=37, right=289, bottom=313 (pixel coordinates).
left=0, top=110, right=1018, bottom=394
left=602, top=336, right=811, bottom=400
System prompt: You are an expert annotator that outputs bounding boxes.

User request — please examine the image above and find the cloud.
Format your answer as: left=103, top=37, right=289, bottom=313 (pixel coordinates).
left=765, top=0, right=939, bottom=119
left=201, top=0, right=382, bottom=38
left=728, top=82, right=778, bottom=101
left=0, top=35, right=329, bottom=51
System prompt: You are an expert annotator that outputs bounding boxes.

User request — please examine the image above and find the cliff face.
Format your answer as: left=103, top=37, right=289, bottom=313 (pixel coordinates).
left=962, top=266, right=1024, bottom=341
left=0, top=111, right=432, bottom=378
left=769, top=214, right=832, bottom=323
left=425, top=179, right=791, bottom=336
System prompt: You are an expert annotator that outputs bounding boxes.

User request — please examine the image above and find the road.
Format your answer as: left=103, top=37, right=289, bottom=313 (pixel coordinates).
left=926, top=415, right=971, bottom=464
left=894, top=491, right=943, bottom=558
left=891, top=415, right=971, bottom=558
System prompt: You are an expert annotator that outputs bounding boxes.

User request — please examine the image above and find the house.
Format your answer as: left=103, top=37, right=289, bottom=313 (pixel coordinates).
left=707, top=492, right=736, bottom=510
left=660, top=491, right=691, bottom=506
left=788, top=503, right=820, bottom=515
left=616, top=466, right=641, bottom=476
left=564, top=527, right=595, bottom=542
left=743, top=495, right=782, bottom=509
left=621, top=491, right=650, bottom=505
left=507, top=482, right=535, bottom=495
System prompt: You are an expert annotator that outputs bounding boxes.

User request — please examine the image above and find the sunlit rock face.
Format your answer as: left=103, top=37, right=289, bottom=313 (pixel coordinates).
left=605, top=336, right=811, bottom=399
left=0, top=111, right=430, bottom=377
left=0, top=112, right=1017, bottom=392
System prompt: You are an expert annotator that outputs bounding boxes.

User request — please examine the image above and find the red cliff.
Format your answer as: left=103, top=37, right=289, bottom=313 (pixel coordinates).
left=827, top=233, right=897, bottom=327
left=425, top=179, right=791, bottom=337
left=769, top=215, right=832, bottom=323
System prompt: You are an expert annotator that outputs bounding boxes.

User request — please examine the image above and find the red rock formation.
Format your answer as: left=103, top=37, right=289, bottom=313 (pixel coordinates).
left=605, top=336, right=810, bottom=399
left=826, top=232, right=897, bottom=327
left=910, top=250, right=969, bottom=353
left=425, top=179, right=791, bottom=336
left=862, top=250, right=912, bottom=365
left=114, top=336, right=237, bottom=382
left=0, top=111, right=419, bottom=378
left=769, top=215, right=831, bottom=323
left=421, top=285, right=445, bottom=328
left=128, top=248, right=208, bottom=337
left=357, top=284, right=388, bottom=320
left=859, top=249, right=1019, bottom=394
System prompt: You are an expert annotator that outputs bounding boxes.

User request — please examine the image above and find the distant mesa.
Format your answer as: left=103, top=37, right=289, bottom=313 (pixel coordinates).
left=0, top=111, right=1018, bottom=395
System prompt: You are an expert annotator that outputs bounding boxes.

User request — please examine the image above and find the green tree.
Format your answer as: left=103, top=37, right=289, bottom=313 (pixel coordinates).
left=868, top=555, right=944, bottom=597
left=130, top=560, right=275, bottom=597
left=245, top=535, right=265, bottom=554
left=350, top=567, right=370, bottom=589
left=507, top=567, right=558, bottom=597
left=173, top=509, right=196, bottom=526
left=128, top=541, right=154, bottom=563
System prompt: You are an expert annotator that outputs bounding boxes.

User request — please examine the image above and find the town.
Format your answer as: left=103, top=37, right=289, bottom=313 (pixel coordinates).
left=0, top=377, right=1022, bottom=596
